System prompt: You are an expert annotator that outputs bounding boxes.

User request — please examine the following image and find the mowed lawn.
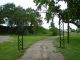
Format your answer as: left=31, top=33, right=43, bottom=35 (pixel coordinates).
left=56, top=33, right=80, bottom=60
left=0, top=36, right=47, bottom=60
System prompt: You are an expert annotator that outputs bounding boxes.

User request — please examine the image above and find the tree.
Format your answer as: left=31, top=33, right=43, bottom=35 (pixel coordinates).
left=0, top=6, right=4, bottom=24
left=62, top=0, right=80, bottom=28
left=11, top=6, right=27, bottom=26
left=0, top=3, right=43, bottom=34
left=0, top=3, right=16, bottom=26
left=26, top=8, right=42, bottom=33
left=34, top=0, right=80, bottom=28
left=26, top=8, right=42, bottom=27
left=34, top=0, right=60, bottom=23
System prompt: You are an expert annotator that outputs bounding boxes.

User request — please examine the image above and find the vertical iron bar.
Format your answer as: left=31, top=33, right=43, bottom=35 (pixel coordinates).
left=62, top=22, right=65, bottom=48
left=18, top=34, right=19, bottom=50
left=67, top=20, right=69, bottom=44
left=22, top=34, right=23, bottom=49
left=22, top=24, right=23, bottom=50
left=59, top=18, right=62, bottom=47
left=17, top=22, right=19, bottom=50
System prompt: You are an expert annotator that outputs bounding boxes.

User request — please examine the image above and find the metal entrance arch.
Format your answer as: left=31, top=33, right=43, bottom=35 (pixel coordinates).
left=17, top=11, right=70, bottom=50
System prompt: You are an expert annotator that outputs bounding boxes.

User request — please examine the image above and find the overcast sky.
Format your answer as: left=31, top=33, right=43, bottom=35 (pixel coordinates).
left=0, top=0, right=77, bottom=29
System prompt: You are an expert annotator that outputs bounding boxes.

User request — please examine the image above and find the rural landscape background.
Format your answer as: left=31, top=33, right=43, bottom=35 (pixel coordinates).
left=0, top=0, right=80, bottom=60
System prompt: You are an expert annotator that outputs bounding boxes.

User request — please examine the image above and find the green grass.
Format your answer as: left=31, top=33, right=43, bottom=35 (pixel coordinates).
left=55, top=33, right=80, bottom=60
left=0, top=35, right=47, bottom=60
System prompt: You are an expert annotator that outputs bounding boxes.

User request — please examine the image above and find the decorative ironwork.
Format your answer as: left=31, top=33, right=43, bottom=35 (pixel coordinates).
left=59, top=19, right=65, bottom=48
left=17, top=22, right=24, bottom=50
left=18, top=34, right=23, bottom=50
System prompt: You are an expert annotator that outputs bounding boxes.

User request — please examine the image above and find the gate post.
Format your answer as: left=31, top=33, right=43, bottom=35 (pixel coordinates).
left=59, top=19, right=65, bottom=48
left=17, top=22, right=24, bottom=50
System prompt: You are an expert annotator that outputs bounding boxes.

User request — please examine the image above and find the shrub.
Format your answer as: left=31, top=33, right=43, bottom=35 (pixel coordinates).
left=49, top=27, right=59, bottom=36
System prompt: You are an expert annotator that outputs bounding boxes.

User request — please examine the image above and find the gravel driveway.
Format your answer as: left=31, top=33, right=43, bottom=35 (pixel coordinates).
left=19, top=38, right=64, bottom=60
left=0, top=36, right=12, bottom=42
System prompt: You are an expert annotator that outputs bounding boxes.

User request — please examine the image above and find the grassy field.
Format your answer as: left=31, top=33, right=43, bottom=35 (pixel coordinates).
left=0, top=35, right=47, bottom=60
left=0, top=33, right=80, bottom=60
left=55, top=33, right=80, bottom=60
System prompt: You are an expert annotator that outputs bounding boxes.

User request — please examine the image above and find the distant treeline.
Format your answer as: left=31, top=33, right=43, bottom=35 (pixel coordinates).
left=0, top=25, right=51, bottom=35
left=0, top=25, right=60, bottom=36
left=0, top=25, right=35, bottom=35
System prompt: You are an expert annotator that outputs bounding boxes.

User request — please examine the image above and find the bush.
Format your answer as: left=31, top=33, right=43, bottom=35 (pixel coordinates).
left=49, top=27, right=59, bottom=36
left=35, top=26, right=51, bottom=35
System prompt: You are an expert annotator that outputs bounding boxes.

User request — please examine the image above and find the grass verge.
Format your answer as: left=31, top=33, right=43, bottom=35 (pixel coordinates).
left=54, top=33, right=80, bottom=60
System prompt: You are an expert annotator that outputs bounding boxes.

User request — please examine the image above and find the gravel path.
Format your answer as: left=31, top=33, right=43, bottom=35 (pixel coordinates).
left=0, top=36, right=12, bottom=42
left=19, top=38, right=64, bottom=60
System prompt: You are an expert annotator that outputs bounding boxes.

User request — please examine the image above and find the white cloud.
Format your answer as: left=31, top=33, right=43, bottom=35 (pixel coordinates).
left=0, top=0, right=37, bottom=9
left=58, top=1, right=67, bottom=10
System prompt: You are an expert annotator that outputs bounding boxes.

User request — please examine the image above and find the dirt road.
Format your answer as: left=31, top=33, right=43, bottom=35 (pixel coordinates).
left=19, top=38, right=64, bottom=60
